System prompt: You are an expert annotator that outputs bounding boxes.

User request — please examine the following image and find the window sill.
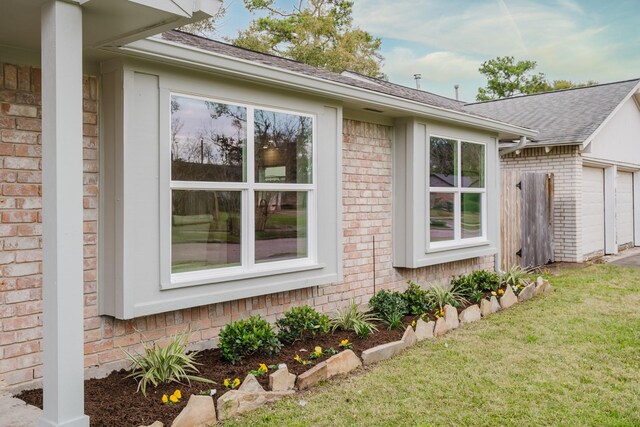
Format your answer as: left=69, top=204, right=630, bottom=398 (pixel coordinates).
left=427, top=239, right=490, bottom=253
left=165, top=260, right=326, bottom=290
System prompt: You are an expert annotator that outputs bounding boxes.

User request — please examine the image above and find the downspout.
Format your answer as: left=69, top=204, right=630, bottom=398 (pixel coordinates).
left=499, top=136, right=528, bottom=156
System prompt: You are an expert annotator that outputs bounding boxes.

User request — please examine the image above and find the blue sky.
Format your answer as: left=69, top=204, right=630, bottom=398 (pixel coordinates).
left=212, top=0, right=640, bottom=102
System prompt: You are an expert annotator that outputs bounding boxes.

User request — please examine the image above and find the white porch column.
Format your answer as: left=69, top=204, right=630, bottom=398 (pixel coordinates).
left=39, top=1, right=89, bottom=427
left=604, top=165, right=618, bottom=255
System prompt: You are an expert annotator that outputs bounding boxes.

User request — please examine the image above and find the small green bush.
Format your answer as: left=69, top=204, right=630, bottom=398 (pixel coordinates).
left=369, top=289, right=407, bottom=324
left=124, top=331, right=212, bottom=396
left=403, top=281, right=431, bottom=315
left=500, top=265, right=531, bottom=288
left=275, top=305, right=330, bottom=344
left=331, top=299, right=378, bottom=339
left=468, top=270, right=501, bottom=292
left=219, top=315, right=282, bottom=364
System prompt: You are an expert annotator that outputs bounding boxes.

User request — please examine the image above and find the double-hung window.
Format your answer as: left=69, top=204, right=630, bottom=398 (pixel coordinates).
left=428, top=136, right=486, bottom=248
left=170, top=94, right=315, bottom=284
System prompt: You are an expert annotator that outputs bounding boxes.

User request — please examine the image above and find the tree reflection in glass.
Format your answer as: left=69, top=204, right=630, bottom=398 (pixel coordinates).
left=171, top=190, right=242, bottom=273
left=255, top=191, right=307, bottom=262
left=430, top=137, right=457, bottom=187
left=254, top=110, right=312, bottom=184
left=430, top=193, right=455, bottom=242
left=461, top=142, right=485, bottom=188
left=171, top=96, right=247, bottom=182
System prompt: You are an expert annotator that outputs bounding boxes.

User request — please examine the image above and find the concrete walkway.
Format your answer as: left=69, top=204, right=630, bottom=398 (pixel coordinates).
left=0, top=394, right=41, bottom=427
left=604, top=247, right=640, bottom=267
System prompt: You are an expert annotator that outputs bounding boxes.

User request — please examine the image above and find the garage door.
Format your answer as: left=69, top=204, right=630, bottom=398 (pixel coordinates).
left=582, top=167, right=605, bottom=256
left=616, top=171, right=634, bottom=247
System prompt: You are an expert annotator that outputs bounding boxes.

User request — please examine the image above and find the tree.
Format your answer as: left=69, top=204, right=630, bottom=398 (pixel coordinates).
left=476, top=56, right=597, bottom=101
left=233, top=0, right=385, bottom=78
left=178, top=4, right=227, bottom=36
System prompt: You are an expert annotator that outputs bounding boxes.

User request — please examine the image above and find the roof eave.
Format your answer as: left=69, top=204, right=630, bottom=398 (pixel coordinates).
left=113, top=36, right=537, bottom=138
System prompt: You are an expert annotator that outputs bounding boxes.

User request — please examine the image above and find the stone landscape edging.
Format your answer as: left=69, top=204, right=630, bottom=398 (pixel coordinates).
left=156, top=278, right=553, bottom=425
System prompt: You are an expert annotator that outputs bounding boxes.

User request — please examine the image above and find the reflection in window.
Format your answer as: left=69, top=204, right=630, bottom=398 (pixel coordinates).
left=171, top=96, right=247, bottom=182
left=461, top=142, right=485, bottom=188
left=171, top=190, right=241, bottom=273
left=255, top=110, right=312, bottom=184
left=430, top=193, right=455, bottom=242
left=255, top=192, right=308, bottom=262
left=461, top=193, right=482, bottom=239
left=430, top=137, right=457, bottom=187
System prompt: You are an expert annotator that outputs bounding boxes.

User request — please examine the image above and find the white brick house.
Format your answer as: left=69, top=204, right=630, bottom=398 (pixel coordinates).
left=466, top=80, right=640, bottom=263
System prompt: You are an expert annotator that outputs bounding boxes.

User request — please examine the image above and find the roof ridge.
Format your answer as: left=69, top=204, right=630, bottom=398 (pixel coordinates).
left=464, top=78, right=640, bottom=106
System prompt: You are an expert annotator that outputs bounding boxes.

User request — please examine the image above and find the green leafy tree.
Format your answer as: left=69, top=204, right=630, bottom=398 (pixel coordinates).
left=476, top=56, right=596, bottom=101
left=233, top=0, right=385, bottom=78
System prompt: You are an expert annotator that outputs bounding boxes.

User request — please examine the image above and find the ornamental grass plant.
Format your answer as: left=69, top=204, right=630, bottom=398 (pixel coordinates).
left=124, top=331, right=212, bottom=396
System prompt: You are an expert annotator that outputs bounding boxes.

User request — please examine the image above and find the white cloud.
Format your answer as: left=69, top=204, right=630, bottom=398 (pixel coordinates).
left=383, top=49, right=479, bottom=84
left=352, top=0, right=633, bottom=84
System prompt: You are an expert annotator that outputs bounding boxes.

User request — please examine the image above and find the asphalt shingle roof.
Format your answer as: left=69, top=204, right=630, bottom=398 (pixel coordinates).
left=463, top=79, right=640, bottom=145
left=162, top=31, right=468, bottom=112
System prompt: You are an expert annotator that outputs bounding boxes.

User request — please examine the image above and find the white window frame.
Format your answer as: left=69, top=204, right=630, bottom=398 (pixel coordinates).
left=427, top=135, right=487, bottom=251
left=168, top=92, right=318, bottom=288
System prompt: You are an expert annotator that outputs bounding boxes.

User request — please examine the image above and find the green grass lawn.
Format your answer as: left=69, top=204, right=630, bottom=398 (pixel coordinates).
left=223, top=264, right=640, bottom=427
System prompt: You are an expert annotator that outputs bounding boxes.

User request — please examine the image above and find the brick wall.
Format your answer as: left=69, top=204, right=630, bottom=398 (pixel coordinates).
left=0, top=63, right=493, bottom=392
left=501, top=145, right=583, bottom=262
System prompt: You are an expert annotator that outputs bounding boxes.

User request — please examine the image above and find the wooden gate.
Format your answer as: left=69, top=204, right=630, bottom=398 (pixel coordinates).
left=501, top=171, right=555, bottom=269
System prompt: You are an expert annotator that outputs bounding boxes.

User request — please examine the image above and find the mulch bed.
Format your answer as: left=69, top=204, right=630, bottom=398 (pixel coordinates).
left=17, top=321, right=409, bottom=427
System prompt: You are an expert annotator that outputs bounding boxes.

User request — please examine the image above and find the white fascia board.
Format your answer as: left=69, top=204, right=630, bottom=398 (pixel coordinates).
left=115, top=37, right=538, bottom=138
left=581, top=81, right=640, bottom=151
left=582, top=155, right=640, bottom=172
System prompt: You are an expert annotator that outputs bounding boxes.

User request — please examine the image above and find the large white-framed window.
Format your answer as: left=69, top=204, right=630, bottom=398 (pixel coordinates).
left=428, top=135, right=487, bottom=250
left=169, top=93, right=317, bottom=286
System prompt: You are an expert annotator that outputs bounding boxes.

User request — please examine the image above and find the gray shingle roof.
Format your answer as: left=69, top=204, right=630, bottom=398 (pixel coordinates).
left=463, top=79, right=640, bottom=145
left=162, top=31, right=468, bottom=112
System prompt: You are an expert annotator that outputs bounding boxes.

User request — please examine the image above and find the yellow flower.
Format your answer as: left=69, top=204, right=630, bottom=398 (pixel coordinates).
left=421, top=313, right=427, bottom=318
left=169, top=394, right=179, bottom=403
left=259, top=363, right=268, bottom=373
left=411, top=320, right=416, bottom=327
left=173, top=390, right=181, bottom=399
left=314, top=346, right=322, bottom=355
left=341, top=339, right=349, bottom=346
left=224, top=379, right=230, bottom=388
left=294, top=354, right=301, bottom=362
left=491, top=291, right=497, bottom=296
left=161, top=394, right=168, bottom=403
left=232, top=378, right=241, bottom=388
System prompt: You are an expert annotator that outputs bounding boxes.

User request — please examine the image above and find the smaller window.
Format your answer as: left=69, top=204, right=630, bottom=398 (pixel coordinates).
left=428, top=136, right=486, bottom=248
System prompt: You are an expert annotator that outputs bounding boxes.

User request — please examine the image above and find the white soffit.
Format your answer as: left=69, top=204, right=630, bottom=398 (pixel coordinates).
left=0, top=0, right=222, bottom=50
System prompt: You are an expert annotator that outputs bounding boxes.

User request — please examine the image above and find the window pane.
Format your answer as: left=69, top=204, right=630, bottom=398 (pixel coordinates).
left=430, top=137, right=457, bottom=187
left=430, top=192, right=455, bottom=242
left=255, top=191, right=308, bottom=262
left=172, top=190, right=241, bottom=273
left=461, top=142, right=485, bottom=188
left=171, top=95, right=246, bottom=182
left=255, top=110, right=312, bottom=184
left=461, top=193, right=482, bottom=239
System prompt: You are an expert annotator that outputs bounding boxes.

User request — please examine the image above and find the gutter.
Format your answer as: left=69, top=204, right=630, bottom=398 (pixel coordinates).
left=113, top=37, right=538, bottom=139
left=499, top=136, right=528, bottom=155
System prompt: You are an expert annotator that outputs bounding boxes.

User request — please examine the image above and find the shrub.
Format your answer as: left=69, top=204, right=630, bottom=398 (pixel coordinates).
left=124, top=331, right=212, bottom=396
left=275, top=305, right=330, bottom=344
left=426, top=283, right=469, bottom=310
left=369, top=289, right=407, bottom=325
left=219, top=315, right=282, bottom=364
left=330, top=299, right=379, bottom=339
left=450, top=275, right=476, bottom=301
left=468, top=270, right=501, bottom=292
left=402, top=281, right=431, bottom=315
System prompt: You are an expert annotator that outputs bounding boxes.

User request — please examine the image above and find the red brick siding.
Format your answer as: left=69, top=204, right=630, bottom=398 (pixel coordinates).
left=0, top=63, right=493, bottom=392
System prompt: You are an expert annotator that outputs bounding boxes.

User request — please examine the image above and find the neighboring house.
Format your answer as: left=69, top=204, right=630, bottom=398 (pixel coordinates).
left=465, top=80, right=640, bottom=263
left=0, top=2, right=534, bottom=425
